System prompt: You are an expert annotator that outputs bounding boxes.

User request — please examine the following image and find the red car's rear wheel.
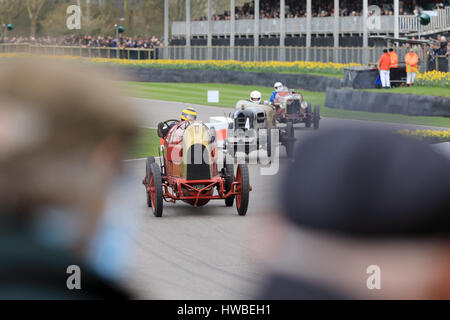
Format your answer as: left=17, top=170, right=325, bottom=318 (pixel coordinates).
left=224, top=155, right=235, bottom=207
left=149, top=162, right=163, bottom=217
left=235, top=164, right=249, bottom=216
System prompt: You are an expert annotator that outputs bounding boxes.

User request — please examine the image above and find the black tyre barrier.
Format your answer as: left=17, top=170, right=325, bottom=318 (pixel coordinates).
left=109, top=67, right=344, bottom=92
left=325, top=88, right=450, bottom=117
left=343, top=67, right=379, bottom=89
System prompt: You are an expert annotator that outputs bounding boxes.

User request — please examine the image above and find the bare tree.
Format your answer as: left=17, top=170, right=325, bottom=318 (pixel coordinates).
left=124, top=0, right=129, bottom=25
left=26, top=0, right=47, bottom=37
left=85, top=0, right=91, bottom=22
left=0, top=0, right=24, bottom=25
left=133, top=0, right=223, bottom=38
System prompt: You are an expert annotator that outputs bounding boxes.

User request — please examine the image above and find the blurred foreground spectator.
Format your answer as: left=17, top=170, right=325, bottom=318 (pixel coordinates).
left=256, top=128, right=450, bottom=299
left=0, top=58, right=138, bottom=299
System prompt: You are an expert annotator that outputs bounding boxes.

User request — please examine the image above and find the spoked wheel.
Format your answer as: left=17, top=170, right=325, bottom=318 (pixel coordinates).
left=235, top=164, right=249, bottom=216
left=305, top=102, right=312, bottom=128
left=224, top=155, right=235, bottom=207
left=313, top=105, right=320, bottom=130
left=145, top=157, right=155, bottom=207
left=285, top=121, right=295, bottom=158
left=148, top=162, right=163, bottom=217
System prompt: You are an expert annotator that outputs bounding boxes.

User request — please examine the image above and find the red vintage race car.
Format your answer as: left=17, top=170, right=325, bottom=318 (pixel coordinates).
left=273, top=88, right=320, bottom=129
left=143, top=119, right=251, bottom=217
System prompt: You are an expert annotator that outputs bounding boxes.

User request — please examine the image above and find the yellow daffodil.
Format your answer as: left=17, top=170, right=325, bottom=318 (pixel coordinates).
left=399, top=129, right=450, bottom=143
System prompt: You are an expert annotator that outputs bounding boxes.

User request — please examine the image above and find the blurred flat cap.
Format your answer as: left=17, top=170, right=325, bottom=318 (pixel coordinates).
left=0, top=57, right=138, bottom=162
left=281, top=128, right=450, bottom=238
left=0, top=57, right=138, bottom=209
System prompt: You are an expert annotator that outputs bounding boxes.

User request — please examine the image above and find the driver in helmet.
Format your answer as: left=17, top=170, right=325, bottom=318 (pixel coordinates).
left=270, top=82, right=284, bottom=104
left=249, top=90, right=262, bottom=104
left=158, top=107, right=198, bottom=138
left=180, top=107, right=198, bottom=121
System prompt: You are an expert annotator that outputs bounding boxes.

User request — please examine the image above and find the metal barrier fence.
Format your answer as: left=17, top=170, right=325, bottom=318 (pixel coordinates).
left=173, top=7, right=450, bottom=37
left=164, top=46, right=449, bottom=72
left=434, top=55, right=450, bottom=72
left=0, top=43, right=29, bottom=53
left=0, top=44, right=158, bottom=60
left=167, top=46, right=412, bottom=64
left=1, top=43, right=448, bottom=72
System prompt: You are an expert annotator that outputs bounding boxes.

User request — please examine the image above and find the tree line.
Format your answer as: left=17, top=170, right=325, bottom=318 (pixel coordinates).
left=0, top=0, right=247, bottom=38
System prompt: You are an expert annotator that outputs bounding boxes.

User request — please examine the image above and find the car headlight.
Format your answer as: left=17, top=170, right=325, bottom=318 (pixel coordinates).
left=301, top=101, right=308, bottom=109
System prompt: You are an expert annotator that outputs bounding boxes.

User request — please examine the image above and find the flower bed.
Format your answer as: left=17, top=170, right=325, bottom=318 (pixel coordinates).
left=1, top=53, right=448, bottom=85
left=415, top=70, right=450, bottom=87
left=0, top=53, right=359, bottom=76
left=399, top=129, right=450, bottom=143
left=87, top=58, right=362, bottom=75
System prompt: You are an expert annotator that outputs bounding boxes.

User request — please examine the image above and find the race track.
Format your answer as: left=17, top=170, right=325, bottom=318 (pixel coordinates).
left=120, top=97, right=445, bottom=299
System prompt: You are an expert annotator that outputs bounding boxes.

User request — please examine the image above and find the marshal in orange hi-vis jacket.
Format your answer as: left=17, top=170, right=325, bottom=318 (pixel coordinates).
left=389, top=49, right=398, bottom=68
left=378, top=52, right=391, bottom=71
left=405, top=51, right=419, bottom=73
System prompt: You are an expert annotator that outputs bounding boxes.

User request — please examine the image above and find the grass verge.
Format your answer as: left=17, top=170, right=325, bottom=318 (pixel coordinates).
left=129, top=128, right=160, bottom=159
left=120, top=82, right=450, bottom=128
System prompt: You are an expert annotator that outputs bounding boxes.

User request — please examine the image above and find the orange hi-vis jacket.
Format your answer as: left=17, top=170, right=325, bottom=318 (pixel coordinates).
left=389, top=51, right=398, bottom=68
left=405, top=52, right=419, bottom=73
left=379, top=53, right=391, bottom=71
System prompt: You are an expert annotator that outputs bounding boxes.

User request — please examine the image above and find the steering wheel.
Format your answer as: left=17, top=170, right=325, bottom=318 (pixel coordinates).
left=158, top=119, right=180, bottom=138
left=163, top=119, right=179, bottom=128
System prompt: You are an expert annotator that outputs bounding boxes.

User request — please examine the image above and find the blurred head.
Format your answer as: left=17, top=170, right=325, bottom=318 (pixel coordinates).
left=181, top=107, right=197, bottom=121
left=383, top=49, right=388, bottom=53
left=389, top=48, right=394, bottom=52
left=250, top=90, right=262, bottom=103
left=0, top=57, right=137, bottom=254
left=274, top=82, right=283, bottom=91
left=256, top=128, right=450, bottom=299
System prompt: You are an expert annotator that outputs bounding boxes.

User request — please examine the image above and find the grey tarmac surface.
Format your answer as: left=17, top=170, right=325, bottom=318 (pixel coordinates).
left=121, top=97, right=448, bottom=299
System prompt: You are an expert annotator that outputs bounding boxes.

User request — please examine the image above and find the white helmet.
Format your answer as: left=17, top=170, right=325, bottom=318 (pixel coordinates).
left=274, top=82, right=283, bottom=91
left=250, top=90, right=262, bottom=103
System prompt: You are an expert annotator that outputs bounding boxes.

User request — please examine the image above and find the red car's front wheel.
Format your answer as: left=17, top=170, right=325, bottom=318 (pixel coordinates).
left=235, top=164, right=250, bottom=216
left=145, top=157, right=156, bottom=207
left=149, top=162, right=163, bottom=217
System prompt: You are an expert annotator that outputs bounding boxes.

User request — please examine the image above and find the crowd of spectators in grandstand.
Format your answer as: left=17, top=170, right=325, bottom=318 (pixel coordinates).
left=194, top=0, right=450, bottom=21
left=1, top=35, right=163, bottom=48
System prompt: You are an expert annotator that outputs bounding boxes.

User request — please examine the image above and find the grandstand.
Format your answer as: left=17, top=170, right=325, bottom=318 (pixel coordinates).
left=162, top=0, right=450, bottom=63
